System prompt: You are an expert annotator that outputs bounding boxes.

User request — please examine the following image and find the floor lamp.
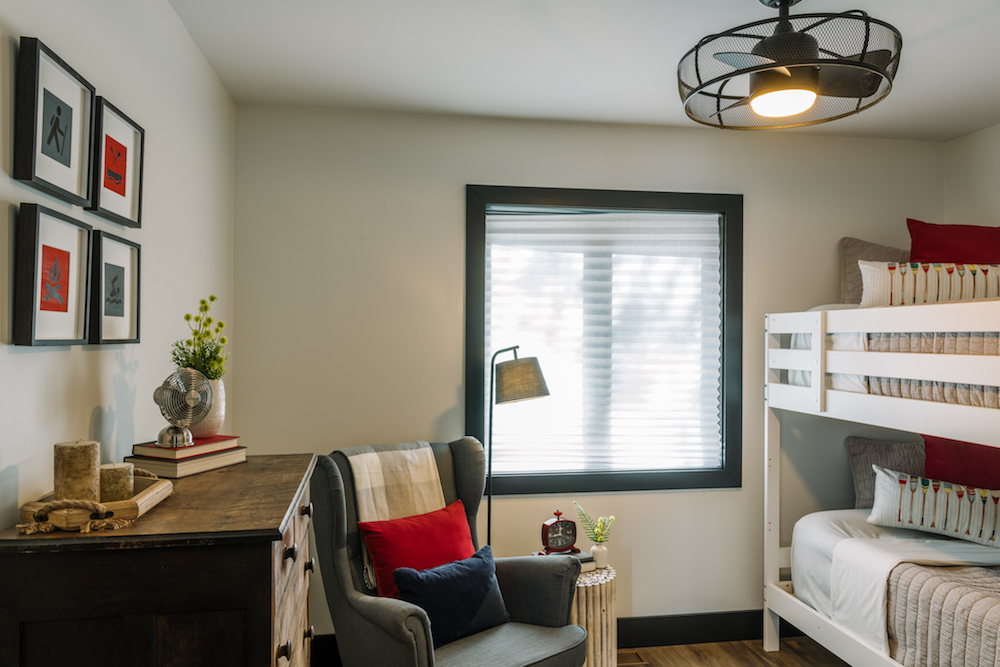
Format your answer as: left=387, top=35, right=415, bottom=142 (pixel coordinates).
left=487, top=345, right=549, bottom=545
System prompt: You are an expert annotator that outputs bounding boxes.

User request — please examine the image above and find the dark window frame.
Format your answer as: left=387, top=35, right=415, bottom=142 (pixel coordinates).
left=465, top=184, right=743, bottom=494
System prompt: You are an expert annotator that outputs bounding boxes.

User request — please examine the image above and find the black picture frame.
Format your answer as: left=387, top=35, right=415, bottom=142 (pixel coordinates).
left=87, top=98, right=145, bottom=228
left=89, top=231, right=140, bottom=344
left=14, top=204, right=93, bottom=346
left=13, top=37, right=96, bottom=207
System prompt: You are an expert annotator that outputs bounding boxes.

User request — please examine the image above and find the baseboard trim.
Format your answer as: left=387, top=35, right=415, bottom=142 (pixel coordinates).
left=312, top=610, right=802, bottom=662
left=312, top=633, right=342, bottom=666
left=618, top=610, right=803, bottom=648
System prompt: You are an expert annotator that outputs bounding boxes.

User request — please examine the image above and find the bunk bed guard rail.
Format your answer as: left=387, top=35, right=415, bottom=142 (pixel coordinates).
left=765, top=300, right=1000, bottom=446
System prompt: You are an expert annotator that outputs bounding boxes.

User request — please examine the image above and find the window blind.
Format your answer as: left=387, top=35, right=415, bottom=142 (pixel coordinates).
left=485, top=210, right=724, bottom=475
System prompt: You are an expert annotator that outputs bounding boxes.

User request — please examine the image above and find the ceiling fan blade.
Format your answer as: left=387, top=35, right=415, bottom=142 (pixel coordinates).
left=817, top=50, right=892, bottom=98
left=709, top=97, right=751, bottom=119
left=714, top=51, right=779, bottom=71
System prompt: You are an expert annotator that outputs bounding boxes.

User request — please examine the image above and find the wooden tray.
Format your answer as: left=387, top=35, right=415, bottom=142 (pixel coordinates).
left=20, top=475, right=174, bottom=531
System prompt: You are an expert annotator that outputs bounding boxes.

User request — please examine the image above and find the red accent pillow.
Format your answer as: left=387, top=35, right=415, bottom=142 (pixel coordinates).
left=907, top=218, right=1000, bottom=264
left=358, top=500, right=475, bottom=598
left=923, top=435, right=1000, bottom=490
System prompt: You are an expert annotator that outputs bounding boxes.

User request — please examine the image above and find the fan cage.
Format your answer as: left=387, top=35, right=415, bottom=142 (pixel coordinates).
left=156, top=368, right=214, bottom=427
left=678, top=11, right=902, bottom=129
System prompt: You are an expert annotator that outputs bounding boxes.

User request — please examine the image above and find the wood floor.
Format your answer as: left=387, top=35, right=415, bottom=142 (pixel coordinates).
left=619, top=636, right=851, bottom=667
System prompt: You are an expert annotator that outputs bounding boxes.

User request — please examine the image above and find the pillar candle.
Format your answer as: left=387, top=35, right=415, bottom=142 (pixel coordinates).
left=99, top=462, right=134, bottom=502
left=53, top=440, right=101, bottom=501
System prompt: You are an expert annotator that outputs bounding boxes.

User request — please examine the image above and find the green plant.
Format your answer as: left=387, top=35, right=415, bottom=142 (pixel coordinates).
left=574, top=501, right=615, bottom=544
left=170, top=295, right=229, bottom=380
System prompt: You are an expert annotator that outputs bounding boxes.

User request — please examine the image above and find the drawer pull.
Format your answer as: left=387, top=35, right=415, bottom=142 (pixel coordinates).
left=276, top=640, right=291, bottom=661
left=304, top=625, right=315, bottom=640
left=284, top=543, right=298, bottom=562
left=300, top=502, right=313, bottom=517
left=305, top=557, right=316, bottom=573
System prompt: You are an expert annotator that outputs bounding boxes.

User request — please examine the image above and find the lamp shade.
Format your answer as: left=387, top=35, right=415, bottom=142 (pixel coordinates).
left=495, top=357, right=549, bottom=404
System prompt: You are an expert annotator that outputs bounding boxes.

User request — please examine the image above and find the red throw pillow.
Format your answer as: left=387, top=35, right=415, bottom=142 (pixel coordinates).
left=358, top=500, right=475, bottom=598
left=907, top=218, right=1000, bottom=264
left=923, top=435, right=1000, bottom=490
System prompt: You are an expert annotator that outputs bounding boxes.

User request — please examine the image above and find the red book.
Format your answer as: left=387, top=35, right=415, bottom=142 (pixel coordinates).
left=131, top=435, right=240, bottom=460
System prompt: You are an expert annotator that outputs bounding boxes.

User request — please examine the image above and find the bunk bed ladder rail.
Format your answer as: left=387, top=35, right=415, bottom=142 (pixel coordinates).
left=765, top=310, right=827, bottom=413
left=763, top=311, right=902, bottom=666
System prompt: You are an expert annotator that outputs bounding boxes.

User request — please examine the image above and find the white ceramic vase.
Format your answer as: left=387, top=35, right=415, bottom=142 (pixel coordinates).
left=189, top=377, right=226, bottom=438
left=591, top=543, right=609, bottom=569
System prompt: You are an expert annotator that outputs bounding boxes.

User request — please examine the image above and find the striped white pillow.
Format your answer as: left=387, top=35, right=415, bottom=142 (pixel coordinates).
left=869, top=465, right=1000, bottom=548
left=858, top=260, right=1000, bottom=308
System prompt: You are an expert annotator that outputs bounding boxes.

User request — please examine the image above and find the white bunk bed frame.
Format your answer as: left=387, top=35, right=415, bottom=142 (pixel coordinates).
left=763, top=299, right=1000, bottom=667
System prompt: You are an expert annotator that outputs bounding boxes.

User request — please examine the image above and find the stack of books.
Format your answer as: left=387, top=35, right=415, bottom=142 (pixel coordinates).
left=124, top=435, right=246, bottom=479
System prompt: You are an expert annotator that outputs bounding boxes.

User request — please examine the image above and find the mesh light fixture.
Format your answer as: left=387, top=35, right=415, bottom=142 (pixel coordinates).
left=487, top=346, right=549, bottom=545
left=677, top=0, right=902, bottom=129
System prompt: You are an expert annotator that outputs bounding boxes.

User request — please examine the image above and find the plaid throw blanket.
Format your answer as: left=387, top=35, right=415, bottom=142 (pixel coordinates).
left=343, top=441, right=446, bottom=588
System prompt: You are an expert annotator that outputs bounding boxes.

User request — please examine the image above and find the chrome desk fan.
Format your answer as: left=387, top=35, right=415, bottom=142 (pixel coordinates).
left=153, top=368, right=214, bottom=447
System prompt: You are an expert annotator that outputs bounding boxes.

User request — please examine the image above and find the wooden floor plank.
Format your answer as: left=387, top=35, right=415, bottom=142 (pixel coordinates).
left=633, top=636, right=851, bottom=667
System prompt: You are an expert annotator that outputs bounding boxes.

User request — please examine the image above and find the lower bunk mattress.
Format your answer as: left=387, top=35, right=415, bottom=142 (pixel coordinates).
left=792, top=510, right=1000, bottom=665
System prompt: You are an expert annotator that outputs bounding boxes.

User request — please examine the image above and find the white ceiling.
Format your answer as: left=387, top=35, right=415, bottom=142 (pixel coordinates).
left=168, top=0, right=1000, bottom=142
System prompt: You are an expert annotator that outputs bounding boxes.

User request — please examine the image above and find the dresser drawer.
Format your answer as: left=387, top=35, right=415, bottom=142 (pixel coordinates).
left=272, top=483, right=312, bottom=666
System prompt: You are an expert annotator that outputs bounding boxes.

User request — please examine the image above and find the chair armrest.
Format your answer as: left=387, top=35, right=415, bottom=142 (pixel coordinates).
left=494, top=555, right=581, bottom=627
left=340, top=588, right=435, bottom=666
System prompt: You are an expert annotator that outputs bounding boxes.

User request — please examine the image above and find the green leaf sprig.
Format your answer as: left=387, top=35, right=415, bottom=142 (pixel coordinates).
left=170, top=295, right=229, bottom=380
left=574, top=501, right=615, bottom=544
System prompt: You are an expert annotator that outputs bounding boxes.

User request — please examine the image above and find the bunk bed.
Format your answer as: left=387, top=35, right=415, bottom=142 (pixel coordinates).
left=763, top=297, right=1000, bottom=667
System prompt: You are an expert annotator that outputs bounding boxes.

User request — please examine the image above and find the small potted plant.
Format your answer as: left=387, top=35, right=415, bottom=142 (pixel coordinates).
left=574, top=501, right=615, bottom=569
left=170, top=295, right=228, bottom=437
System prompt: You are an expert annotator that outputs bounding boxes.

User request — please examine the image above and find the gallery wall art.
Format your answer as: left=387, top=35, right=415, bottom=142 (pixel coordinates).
left=13, top=37, right=96, bottom=207
left=89, top=231, right=141, bottom=344
left=13, top=204, right=93, bottom=346
left=87, top=98, right=145, bottom=228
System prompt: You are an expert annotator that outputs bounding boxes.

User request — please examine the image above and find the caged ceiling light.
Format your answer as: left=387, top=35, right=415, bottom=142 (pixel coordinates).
left=677, top=0, right=902, bottom=130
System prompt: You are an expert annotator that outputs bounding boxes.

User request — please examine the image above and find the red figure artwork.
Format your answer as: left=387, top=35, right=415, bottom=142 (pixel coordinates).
left=103, top=135, right=127, bottom=196
left=39, top=245, right=70, bottom=312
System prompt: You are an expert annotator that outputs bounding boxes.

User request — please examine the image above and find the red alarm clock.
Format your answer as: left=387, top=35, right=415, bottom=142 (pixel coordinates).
left=539, top=509, right=580, bottom=554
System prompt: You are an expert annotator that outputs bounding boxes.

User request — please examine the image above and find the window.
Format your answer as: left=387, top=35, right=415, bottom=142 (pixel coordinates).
left=465, top=185, right=742, bottom=494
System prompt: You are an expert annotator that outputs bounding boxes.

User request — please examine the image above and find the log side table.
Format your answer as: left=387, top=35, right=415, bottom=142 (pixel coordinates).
left=571, top=566, right=617, bottom=667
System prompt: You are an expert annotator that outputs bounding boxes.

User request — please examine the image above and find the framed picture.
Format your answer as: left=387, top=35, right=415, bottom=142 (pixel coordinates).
left=87, top=98, right=145, bottom=228
left=13, top=37, right=96, bottom=207
left=89, top=231, right=140, bottom=344
left=13, top=204, right=92, bottom=346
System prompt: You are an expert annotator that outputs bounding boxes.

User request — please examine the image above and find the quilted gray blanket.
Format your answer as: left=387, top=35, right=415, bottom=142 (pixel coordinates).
left=888, top=562, right=1000, bottom=666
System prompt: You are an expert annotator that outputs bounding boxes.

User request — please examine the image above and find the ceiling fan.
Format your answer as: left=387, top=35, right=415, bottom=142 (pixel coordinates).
left=677, top=0, right=902, bottom=129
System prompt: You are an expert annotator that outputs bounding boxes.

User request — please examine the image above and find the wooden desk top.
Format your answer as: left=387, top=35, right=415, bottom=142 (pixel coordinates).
left=0, top=454, right=317, bottom=552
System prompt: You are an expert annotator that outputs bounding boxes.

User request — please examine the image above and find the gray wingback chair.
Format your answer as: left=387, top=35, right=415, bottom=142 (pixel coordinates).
left=311, top=437, right=588, bottom=667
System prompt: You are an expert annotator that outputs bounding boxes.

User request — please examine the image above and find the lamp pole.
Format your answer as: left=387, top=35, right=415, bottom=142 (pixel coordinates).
left=487, top=345, right=519, bottom=546
left=487, top=345, right=549, bottom=546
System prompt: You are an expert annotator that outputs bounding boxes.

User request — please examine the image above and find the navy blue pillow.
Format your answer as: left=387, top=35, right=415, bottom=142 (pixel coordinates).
left=393, top=545, right=510, bottom=648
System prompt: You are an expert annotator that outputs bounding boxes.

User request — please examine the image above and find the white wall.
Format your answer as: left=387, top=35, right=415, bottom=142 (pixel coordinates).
left=945, top=122, right=1000, bottom=225
left=0, top=1, right=234, bottom=528
left=234, top=106, right=944, bottom=633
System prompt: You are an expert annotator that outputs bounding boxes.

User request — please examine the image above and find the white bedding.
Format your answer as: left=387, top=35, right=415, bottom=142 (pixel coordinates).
left=791, top=509, right=1000, bottom=655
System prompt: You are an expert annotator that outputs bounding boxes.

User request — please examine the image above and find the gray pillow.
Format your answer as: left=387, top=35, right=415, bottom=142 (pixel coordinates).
left=845, top=436, right=924, bottom=509
left=840, top=237, right=909, bottom=304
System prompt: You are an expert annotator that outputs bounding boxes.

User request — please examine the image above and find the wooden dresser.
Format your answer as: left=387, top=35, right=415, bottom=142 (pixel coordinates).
left=0, top=454, right=317, bottom=667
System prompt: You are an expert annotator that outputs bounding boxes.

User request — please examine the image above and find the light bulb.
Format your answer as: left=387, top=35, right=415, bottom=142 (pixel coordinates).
left=750, top=89, right=818, bottom=117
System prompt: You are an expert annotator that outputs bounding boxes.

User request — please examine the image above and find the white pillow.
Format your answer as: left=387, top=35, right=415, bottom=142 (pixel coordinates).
left=858, top=260, right=1000, bottom=308
left=868, top=465, right=1000, bottom=548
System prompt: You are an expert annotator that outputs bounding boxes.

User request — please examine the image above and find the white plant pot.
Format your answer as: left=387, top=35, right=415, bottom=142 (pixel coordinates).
left=189, top=377, right=226, bottom=439
left=591, top=543, right=609, bottom=569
